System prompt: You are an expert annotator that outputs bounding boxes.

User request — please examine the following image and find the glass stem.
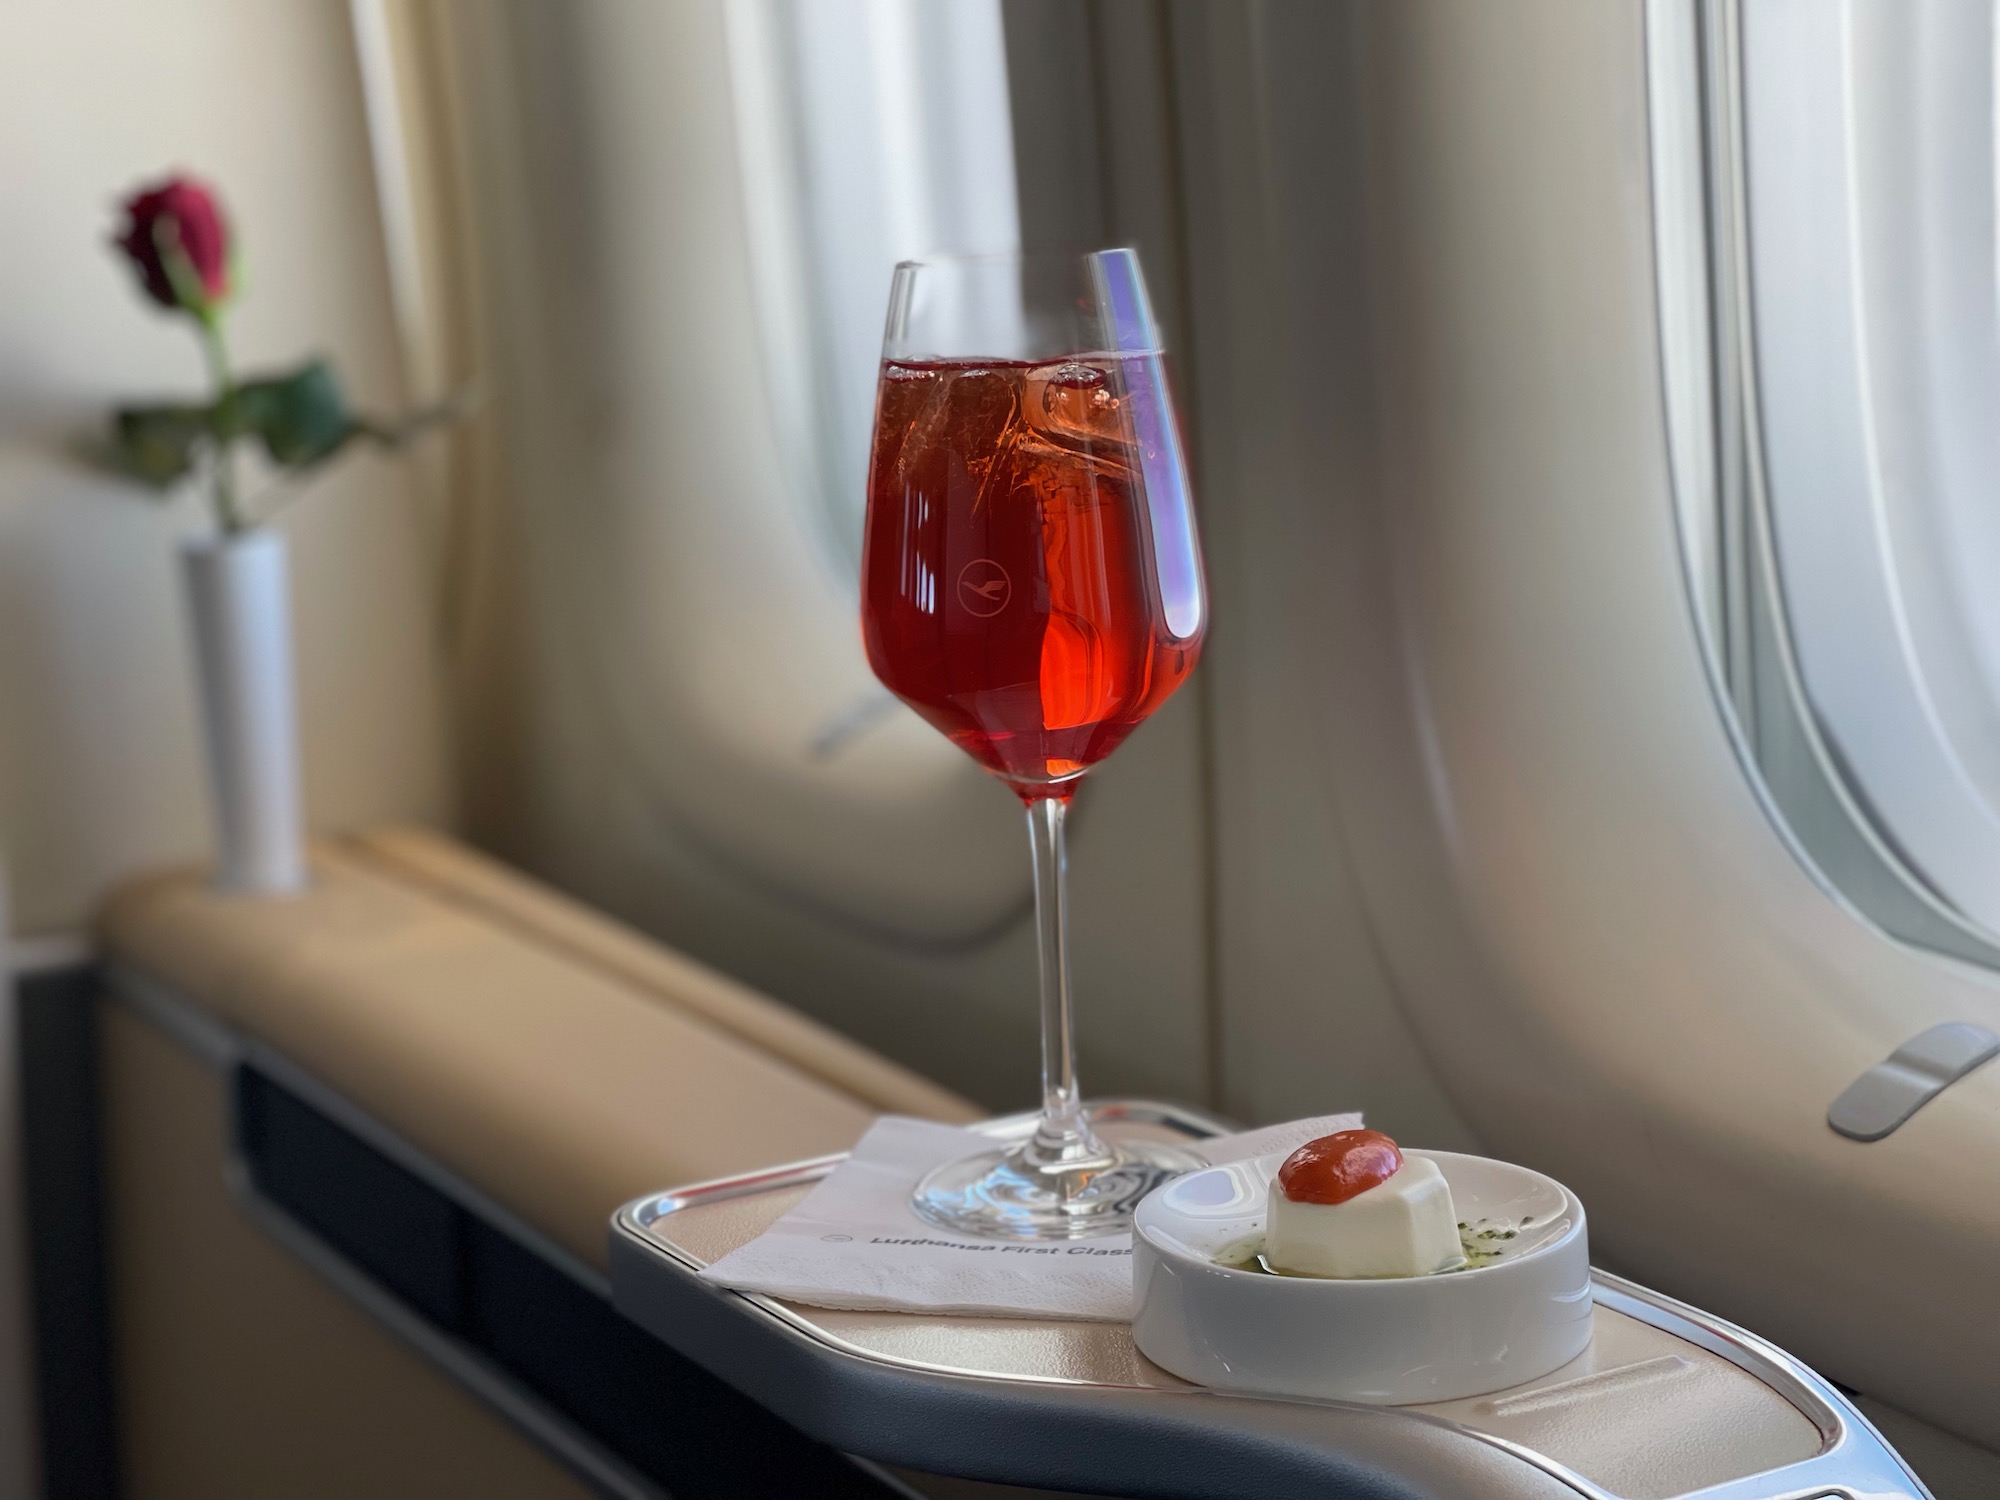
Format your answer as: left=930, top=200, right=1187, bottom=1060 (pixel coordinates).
left=1022, top=796, right=1113, bottom=1183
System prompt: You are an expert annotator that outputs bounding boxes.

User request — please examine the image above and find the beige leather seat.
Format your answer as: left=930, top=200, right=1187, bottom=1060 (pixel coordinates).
left=93, top=825, right=980, bottom=1498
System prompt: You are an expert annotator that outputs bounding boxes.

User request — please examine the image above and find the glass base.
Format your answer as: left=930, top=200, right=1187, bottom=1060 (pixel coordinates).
left=910, top=1133, right=1203, bottom=1241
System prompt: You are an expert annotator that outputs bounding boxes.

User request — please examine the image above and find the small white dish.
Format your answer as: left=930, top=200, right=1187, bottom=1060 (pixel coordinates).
left=1132, top=1149, right=1591, bottom=1404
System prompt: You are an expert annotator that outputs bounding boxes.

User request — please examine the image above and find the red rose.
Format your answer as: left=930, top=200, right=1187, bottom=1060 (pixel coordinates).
left=115, top=175, right=233, bottom=315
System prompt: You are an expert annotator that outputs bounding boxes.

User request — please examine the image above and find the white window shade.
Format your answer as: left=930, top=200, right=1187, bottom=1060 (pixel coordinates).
left=1734, top=0, right=2000, bottom=940
left=728, top=0, right=1021, bottom=577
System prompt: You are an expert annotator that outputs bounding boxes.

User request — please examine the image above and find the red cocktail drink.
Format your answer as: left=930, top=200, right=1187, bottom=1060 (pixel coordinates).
left=862, top=354, right=1203, bottom=801
left=862, top=250, right=1208, bottom=1239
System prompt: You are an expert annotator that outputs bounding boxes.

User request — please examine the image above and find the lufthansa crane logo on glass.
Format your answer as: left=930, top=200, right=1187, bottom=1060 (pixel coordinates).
left=956, top=559, right=1012, bottom=617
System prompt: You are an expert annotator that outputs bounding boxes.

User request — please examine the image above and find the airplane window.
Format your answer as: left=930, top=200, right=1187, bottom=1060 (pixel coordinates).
left=481, top=0, right=1039, bottom=945
left=424, top=0, right=1215, bottom=1104
left=1653, top=0, right=2000, bottom=966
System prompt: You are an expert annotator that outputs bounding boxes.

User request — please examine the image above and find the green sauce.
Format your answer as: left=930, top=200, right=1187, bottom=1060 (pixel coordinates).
left=1216, top=1217, right=1521, bottom=1278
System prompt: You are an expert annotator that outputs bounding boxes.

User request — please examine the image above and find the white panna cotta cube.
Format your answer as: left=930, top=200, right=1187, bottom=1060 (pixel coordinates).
left=1265, top=1157, right=1462, bottom=1279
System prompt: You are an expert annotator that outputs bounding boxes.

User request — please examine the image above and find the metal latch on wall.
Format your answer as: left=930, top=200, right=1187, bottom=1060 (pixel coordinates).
left=1827, top=1023, right=2000, bottom=1142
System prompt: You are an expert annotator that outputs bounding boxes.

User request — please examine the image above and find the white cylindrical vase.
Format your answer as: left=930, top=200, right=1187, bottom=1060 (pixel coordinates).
left=182, top=530, right=308, bottom=893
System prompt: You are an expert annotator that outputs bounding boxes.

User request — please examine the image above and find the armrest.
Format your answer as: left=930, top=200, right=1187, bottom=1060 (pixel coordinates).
left=342, top=826, right=978, bottom=1125
left=97, top=833, right=971, bottom=1270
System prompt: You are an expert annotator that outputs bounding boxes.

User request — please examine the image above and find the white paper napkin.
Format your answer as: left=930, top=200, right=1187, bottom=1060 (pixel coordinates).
left=698, top=1111, right=1362, bottom=1321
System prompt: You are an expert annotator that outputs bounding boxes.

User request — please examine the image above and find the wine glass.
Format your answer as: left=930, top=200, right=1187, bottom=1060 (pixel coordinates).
left=860, top=248, right=1208, bottom=1239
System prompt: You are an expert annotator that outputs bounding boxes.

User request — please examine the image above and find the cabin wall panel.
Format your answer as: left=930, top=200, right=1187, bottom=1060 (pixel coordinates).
left=1165, top=0, right=1479, bottom=1146
left=0, top=0, right=453, bottom=937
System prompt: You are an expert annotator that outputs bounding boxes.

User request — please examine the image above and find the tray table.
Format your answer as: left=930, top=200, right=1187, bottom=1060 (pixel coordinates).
left=609, top=1107, right=1929, bottom=1499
